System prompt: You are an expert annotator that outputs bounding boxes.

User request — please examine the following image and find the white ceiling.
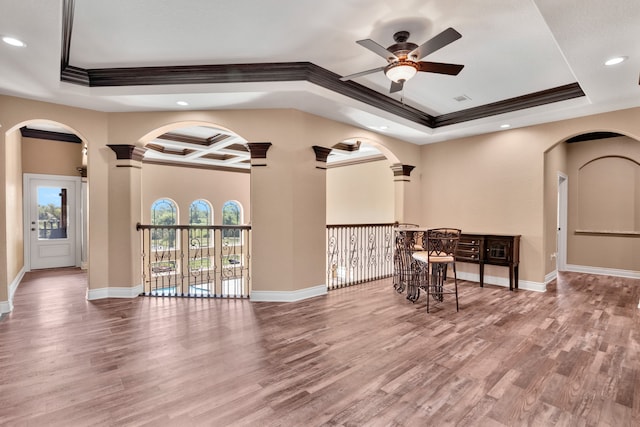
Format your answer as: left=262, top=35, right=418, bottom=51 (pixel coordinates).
left=1, top=0, right=639, bottom=146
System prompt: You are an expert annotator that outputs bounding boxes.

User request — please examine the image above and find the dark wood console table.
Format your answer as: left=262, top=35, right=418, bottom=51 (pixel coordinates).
left=456, top=233, right=521, bottom=291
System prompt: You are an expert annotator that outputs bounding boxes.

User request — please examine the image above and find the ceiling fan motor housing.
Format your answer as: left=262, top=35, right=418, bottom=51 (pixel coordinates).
left=388, top=31, right=418, bottom=61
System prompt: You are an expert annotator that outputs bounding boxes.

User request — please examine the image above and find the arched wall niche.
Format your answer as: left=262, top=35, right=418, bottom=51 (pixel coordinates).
left=576, top=154, right=640, bottom=233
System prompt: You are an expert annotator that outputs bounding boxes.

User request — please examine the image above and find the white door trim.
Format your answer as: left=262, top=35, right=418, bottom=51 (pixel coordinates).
left=557, top=173, right=568, bottom=271
left=23, top=173, right=82, bottom=271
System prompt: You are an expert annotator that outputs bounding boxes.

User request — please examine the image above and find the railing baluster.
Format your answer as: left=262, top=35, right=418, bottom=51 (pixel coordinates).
left=137, top=223, right=251, bottom=299
left=139, top=222, right=392, bottom=296
left=325, top=223, right=394, bottom=290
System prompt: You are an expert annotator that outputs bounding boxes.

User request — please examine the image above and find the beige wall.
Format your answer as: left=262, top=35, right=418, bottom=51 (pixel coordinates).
left=141, top=163, right=250, bottom=225
left=0, top=130, right=23, bottom=302
left=421, top=129, right=544, bottom=283
left=420, top=108, right=640, bottom=285
left=4, top=92, right=640, bottom=304
left=107, top=109, right=419, bottom=294
left=566, top=136, right=640, bottom=271
left=22, top=138, right=83, bottom=176
left=327, top=160, right=394, bottom=224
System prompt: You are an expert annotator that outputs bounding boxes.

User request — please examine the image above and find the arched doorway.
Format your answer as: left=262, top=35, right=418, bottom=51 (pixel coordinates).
left=137, top=122, right=251, bottom=297
left=9, top=121, right=87, bottom=271
left=545, top=131, right=640, bottom=280
left=324, top=137, right=406, bottom=288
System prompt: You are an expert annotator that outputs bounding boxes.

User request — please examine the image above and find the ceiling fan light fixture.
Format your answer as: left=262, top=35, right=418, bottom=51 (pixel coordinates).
left=385, top=62, right=418, bottom=83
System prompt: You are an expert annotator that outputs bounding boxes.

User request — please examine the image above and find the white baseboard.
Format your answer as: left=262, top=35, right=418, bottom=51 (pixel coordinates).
left=545, top=271, right=557, bottom=285
left=565, top=264, right=640, bottom=280
left=0, top=300, right=12, bottom=315
left=87, top=284, right=144, bottom=300
left=457, top=271, right=546, bottom=292
left=1, top=267, right=26, bottom=314
left=251, top=284, right=327, bottom=302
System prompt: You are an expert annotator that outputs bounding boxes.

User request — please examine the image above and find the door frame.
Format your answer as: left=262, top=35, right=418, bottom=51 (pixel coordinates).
left=557, top=172, right=568, bottom=271
left=23, top=173, right=82, bottom=271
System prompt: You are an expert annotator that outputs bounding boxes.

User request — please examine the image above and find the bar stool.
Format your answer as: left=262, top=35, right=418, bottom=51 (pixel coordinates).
left=392, top=224, right=422, bottom=300
left=412, top=228, right=461, bottom=312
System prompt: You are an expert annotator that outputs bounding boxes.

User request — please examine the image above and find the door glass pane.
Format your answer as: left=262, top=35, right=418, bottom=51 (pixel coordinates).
left=38, top=186, right=67, bottom=239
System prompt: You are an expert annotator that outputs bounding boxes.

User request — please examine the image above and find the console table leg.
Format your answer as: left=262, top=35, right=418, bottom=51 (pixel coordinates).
left=509, top=265, right=513, bottom=291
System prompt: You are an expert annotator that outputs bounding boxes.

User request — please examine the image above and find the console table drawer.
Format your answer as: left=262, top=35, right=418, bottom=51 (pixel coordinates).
left=457, top=233, right=520, bottom=291
left=457, top=236, right=483, bottom=262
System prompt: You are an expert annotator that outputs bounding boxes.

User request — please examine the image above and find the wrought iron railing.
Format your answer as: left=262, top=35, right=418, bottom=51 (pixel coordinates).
left=136, top=223, right=251, bottom=298
left=326, top=223, right=395, bottom=289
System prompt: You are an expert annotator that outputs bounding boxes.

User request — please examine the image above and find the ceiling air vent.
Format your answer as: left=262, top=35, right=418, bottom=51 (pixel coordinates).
left=453, top=94, right=471, bottom=102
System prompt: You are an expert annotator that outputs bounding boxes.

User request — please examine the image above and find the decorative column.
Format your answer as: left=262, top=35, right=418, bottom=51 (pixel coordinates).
left=102, top=144, right=146, bottom=297
left=246, top=141, right=328, bottom=301
left=390, top=163, right=415, bottom=223
left=76, top=166, right=88, bottom=269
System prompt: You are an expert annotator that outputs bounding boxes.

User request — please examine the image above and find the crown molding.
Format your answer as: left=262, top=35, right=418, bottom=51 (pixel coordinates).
left=60, top=0, right=585, bottom=130
left=20, top=127, right=82, bottom=143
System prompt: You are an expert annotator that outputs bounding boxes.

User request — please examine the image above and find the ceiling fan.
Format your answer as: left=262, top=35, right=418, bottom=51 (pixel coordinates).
left=340, top=28, right=464, bottom=93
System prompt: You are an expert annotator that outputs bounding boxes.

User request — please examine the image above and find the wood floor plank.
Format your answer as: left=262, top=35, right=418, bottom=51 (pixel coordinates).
left=0, top=268, right=639, bottom=426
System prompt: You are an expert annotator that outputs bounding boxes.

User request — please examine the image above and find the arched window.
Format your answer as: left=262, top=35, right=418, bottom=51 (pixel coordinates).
left=221, top=201, right=243, bottom=267
left=151, top=198, right=177, bottom=226
left=151, top=198, right=178, bottom=250
left=222, top=200, right=242, bottom=226
left=189, top=199, right=212, bottom=225
left=189, top=199, right=213, bottom=248
left=222, top=200, right=243, bottom=241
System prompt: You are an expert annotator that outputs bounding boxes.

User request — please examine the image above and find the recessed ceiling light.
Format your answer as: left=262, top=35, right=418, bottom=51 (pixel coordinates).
left=500, top=124, right=511, bottom=129
left=604, top=56, right=627, bottom=66
left=2, top=36, right=26, bottom=47
left=176, top=101, right=189, bottom=106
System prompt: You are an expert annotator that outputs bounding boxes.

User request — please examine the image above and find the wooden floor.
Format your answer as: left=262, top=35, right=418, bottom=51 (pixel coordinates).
left=1, top=269, right=639, bottom=426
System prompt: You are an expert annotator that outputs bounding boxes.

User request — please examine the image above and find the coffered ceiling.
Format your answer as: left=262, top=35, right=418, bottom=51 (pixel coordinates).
left=1, top=0, right=639, bottom=151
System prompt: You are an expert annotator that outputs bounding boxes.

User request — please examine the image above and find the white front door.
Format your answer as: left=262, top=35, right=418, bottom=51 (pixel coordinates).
left=25, top=175, right=80, bottom=269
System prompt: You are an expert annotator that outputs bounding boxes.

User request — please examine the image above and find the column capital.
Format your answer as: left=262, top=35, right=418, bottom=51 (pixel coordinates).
left=390, top=163, right=415, bottom=179
left=107, top=144, right=146, bottom=162
left=312, top=146, right=332, bottom=169
left=246, top=142, right=272, bottom=166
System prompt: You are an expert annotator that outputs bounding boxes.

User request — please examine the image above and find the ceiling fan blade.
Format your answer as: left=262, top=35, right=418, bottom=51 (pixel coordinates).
left=409, top=27, right=462, bottom=60
left=390, top=80, right=404, bottom=93
left=417, top=61, right=464, bottom=75
left=356, top=39, right=399, bottom=62
left=340, top=66, right=386, bottom=81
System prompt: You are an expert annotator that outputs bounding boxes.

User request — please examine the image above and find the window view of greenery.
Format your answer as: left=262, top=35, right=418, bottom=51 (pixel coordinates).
left=222, top=201, right=241, bottom=240
left=188, top=200, right=213, bottom=272
left=149, top=199, right=245, bottom=273
left=189, top=200, right=212, bottom=247
left=38, top=186, right=67, bottom=239
left=151, top=198, right=177, bottom=250
left=221, top=201, right=243, bottom=267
